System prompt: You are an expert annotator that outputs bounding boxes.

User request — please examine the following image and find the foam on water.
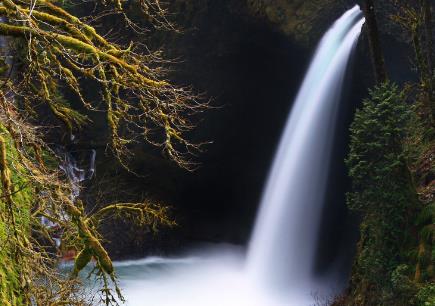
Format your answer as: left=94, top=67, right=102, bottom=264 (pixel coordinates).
left=115, top=247, right=313, bottom=306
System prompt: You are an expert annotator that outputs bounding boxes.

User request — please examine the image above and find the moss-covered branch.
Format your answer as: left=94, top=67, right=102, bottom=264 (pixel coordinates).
left=0, top=0, right=205, bottom=304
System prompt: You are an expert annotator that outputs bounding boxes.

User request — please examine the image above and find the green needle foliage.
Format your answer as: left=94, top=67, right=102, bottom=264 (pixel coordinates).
left=346, top=81, right=416, bottom=305
left=345, top=82, right=435, bottom=306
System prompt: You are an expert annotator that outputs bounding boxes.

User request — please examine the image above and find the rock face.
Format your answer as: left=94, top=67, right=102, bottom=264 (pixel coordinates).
left=166, top=0, right=354, bottom=46
left=245, top=0, right=349, bottom=45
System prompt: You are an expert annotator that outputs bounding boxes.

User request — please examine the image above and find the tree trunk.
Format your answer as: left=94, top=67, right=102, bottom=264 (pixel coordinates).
left=423, top=0, right=435, bottom=121
left=362, top=0, right=387, bottom=83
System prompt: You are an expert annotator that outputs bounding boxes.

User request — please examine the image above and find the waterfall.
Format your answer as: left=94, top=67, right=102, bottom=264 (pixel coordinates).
left=108, top=5, right=365, bottom=306
left=246, top=5, right=364, bottom=291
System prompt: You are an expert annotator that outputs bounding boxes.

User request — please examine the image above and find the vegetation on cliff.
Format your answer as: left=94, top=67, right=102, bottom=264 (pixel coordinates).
left=342, top=1, right=435, bottom=305
left=344, top=83, right=435, bottom=306
left=246, top=0, right=348, bottom=45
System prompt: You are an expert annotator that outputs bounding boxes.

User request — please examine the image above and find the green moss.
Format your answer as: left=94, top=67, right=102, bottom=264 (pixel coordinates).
left=416, top=283, right=435, bottom=306
left=0, top=126, right=34, bottom=305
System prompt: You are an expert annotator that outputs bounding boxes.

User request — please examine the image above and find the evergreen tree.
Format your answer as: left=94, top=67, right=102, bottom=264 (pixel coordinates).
left=346, top=82, right=416, bottom=305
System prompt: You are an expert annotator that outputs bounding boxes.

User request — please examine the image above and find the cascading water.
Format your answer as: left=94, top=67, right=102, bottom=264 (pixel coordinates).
left=42, top=150, right=96, bottom=248
left=246, top=6, right=365, bottom=292
left=59, top=149, right=96, bottom=201
left=94, top=6, right=365, bottom=306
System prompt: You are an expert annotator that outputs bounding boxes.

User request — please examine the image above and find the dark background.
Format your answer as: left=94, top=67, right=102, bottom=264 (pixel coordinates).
left=74, top=1, right=413, bottom=274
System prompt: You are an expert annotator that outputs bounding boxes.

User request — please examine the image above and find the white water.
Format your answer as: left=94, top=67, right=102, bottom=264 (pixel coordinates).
left=247, top=6, right=364, bottom=291
left=111, top=6, right=365, bottom=306
left=60, top=150, right=96, bottom=200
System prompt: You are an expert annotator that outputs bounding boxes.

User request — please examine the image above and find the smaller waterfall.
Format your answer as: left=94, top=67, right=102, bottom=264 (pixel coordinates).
left=246, top=5, right=364, bottom=291
left=42, top=149, right=96, bottom=248
left=59, top=149, right=96, bottom=201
